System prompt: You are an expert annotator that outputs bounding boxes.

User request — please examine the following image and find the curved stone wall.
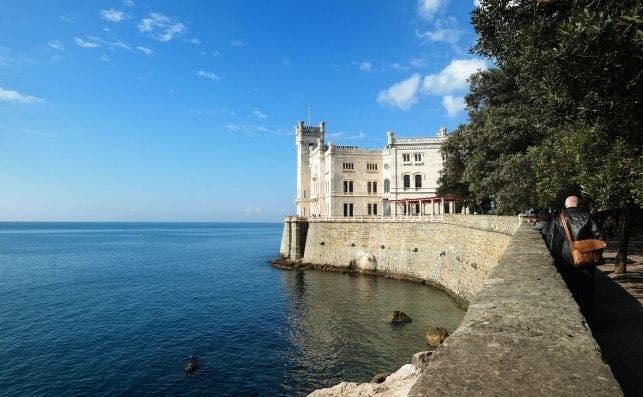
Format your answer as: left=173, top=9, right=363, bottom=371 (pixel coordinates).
left=299, top=214, right=518, bottom=303
left=277, top=216, right=622, bottom=395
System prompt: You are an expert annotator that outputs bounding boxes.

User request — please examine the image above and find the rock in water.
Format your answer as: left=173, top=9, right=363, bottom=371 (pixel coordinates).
left=184, top=356, right=198, bottom=373
left=389, top=311, right=412, bottom=324
left=370, top=373, right=388, bottom=384
left=426, top=327, right=449, bottom=347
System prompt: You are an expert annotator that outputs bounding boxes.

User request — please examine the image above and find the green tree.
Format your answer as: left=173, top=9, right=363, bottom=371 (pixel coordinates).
left=439, top=0, right=642, bottom=272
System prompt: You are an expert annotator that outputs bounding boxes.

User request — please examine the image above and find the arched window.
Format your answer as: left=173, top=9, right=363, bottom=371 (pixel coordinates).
left=403, top=174, right=410, bottom=189
left=414, top=174, right=422, bottom=188
left=384, top=179, right=390, bottom=193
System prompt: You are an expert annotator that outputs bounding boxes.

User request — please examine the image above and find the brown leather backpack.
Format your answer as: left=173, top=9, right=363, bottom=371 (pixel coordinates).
left=559, top=213, right=607, bottom=267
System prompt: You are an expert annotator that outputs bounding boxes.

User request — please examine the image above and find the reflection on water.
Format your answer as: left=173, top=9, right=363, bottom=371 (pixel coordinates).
left=0, top=223, right=464, bottom=396
left=279, top=269, right=465, bottom=394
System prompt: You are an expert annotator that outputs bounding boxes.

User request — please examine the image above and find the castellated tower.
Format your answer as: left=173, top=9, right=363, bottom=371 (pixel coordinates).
left=295, top=120, right=325, bottom=216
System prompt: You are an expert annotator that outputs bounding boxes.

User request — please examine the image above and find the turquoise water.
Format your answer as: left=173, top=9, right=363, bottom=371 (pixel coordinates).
left=0, top=223, right=464, bottom=396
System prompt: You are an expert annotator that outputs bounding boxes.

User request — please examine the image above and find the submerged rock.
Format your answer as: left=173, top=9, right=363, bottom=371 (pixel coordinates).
left=389, top=311, right=412, bottom=324
left=426, top=327, right=449, bottom=347
left=184, top=356, right=198, bottom=373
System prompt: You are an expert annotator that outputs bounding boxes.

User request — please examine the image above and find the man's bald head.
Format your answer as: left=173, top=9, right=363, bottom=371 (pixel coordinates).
left=565, top=196, right=579, bottom=208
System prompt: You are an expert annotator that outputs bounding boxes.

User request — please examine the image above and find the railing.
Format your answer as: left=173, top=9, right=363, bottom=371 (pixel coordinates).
left=306, top=214, right=444, bottom=222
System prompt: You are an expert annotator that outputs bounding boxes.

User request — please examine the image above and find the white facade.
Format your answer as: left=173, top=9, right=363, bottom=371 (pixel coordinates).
left=295, top=121, right=449, bottom=217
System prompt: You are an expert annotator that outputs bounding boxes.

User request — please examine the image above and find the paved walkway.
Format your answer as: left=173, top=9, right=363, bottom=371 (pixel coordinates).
left=590, top=229, right=643, bottom=396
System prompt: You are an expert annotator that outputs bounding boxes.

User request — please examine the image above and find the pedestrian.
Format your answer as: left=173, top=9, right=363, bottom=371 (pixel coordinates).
left=546, top=196, right=601, bottom=318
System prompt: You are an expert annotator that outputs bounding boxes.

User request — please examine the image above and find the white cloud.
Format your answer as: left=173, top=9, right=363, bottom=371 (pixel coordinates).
left=104, top=40, right=131, bottom=50
left=422, top=58, right=487, bottom=95
left=138, top=12, right=185, bottom=42
left=197, top=70, right=220, bottom=81
left=59, top=14, right=76, bottom=23
left=0, top=86, right=44, bottom=104
left=390, top=62, right=409, bottom=71
left=230, top=40, right=245, bottom=48
left=377, top=73, right=422, bottom=110
left=252, top=110, right=267, bottom=119
left=243, top=206, right=263, bottom=215
left=409, top=57, right=427, bottom=68
left=417, top=17, right=463, bottom=46
left=74, top=37, right=100, bottom=48
left=74, top=37, right=99, bottom=48
left=327, top=131, right=366, bottom=141
left=417, top=27, right=463, bottom=45
left=359, top=61, right=372, bottom=71
left=123, top=0, right=135, bottom=7
left=212, top=50, right=223, bottom=57
left=225, top=123, right=287, bottom=136
left=99, top=54, right=110, bottom=62
left=185, top=37, right=201, bottom=45
left=442, top=94, right=465, bottom=117
left=136, top=46, right=152, bottom=55
left=417, top=0, right=448, bottom=20
left=48, top=40, right=64, bottom=50
left=100, top=9, right=126, bottom=22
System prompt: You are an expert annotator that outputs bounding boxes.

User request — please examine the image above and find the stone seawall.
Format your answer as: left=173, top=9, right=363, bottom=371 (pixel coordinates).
left=280, top=214, right=519, bottom=303
left=409, top=225, right=621, bottom=396
left=277, top=216, right=622, bottom=395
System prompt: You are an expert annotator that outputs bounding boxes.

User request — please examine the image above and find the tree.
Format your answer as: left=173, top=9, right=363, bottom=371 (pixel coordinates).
left=438, top=0, right=642, bottom=272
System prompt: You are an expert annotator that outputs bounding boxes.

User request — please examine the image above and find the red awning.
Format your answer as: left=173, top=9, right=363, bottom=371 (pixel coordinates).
left=386, top=195, right=459, bottom=203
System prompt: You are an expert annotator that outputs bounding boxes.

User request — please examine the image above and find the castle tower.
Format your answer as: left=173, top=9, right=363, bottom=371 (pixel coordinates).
left=295, top=120, right=325, bottom=217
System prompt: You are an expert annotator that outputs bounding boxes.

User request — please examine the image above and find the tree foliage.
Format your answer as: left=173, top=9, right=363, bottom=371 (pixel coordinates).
left=438, top=0, right=643, bottom=215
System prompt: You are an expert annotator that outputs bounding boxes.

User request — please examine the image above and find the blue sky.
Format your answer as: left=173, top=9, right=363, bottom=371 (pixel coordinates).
left=0, top=0, right=485, bottom=222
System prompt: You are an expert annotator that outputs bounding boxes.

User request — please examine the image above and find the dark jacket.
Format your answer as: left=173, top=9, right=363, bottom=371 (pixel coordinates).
left=547, top=207, right=600, bottom=268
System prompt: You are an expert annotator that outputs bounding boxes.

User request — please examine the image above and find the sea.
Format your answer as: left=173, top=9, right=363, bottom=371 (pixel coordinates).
left=0, top=222, right=465, bottom=396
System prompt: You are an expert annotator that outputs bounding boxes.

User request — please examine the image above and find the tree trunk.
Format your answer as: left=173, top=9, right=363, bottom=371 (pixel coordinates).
left=614, top=206, right=632, bottom=274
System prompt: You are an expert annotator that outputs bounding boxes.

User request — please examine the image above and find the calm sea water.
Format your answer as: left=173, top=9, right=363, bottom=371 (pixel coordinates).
left=0, top=223, right=464, bottom=396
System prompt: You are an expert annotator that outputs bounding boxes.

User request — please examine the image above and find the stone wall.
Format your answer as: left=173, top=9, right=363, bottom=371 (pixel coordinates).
left=278, top=215, right=622, bottom=395
left=292, top=214, right=518, bottom=303
left=409, top=225, right=621, bottom=396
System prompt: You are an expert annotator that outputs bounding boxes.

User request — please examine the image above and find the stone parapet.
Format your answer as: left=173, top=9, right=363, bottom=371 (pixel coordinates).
left=409, top=225, right=622, bottom=396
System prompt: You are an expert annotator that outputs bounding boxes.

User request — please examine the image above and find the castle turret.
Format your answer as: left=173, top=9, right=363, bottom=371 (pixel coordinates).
left=295, top=121, right=325, bottom=217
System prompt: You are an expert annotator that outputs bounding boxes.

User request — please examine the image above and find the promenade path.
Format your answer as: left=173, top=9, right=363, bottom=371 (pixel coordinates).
left=590, top=228, right=643, bottom=397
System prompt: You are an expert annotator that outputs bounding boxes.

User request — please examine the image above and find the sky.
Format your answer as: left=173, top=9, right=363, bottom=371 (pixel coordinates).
left=0, top=0, right=486, bottom=222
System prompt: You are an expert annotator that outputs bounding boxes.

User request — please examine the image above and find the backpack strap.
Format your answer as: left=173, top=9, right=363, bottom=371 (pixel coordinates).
left=559, top=212, right=575, bottom=247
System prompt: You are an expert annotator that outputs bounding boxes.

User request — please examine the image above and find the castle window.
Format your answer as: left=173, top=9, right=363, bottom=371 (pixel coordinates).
left=372, top=181, right=377, bottom=193
left=343, top=203, right=354, bottom=217
left=342, top=162, right=354, bottom=170
left=414, top=153, right=422, bottom=162
left=367, top=181, right=372, bottom=194
left=367, top=163, right=378, bottom=171
left=415, top=174, right=422, bottom=188
left=402, top=153, right=410, bottom=162
left=367, top=203, right=378, bottom=215
left=384, top=179, right=390, bottom=193
left=344, top=180, right=353, bottom=193
left=403, top=175, right=410, bottom=189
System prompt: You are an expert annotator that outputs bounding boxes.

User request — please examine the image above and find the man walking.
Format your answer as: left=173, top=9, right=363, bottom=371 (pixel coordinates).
left=546, top=196, right=601, bottom=318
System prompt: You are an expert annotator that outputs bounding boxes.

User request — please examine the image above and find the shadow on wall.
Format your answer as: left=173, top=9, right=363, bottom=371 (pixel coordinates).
left=590, top=269, right=643, bottom=396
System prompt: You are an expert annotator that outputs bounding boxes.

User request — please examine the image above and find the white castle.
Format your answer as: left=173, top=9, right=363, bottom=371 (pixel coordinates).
left=294, top=121, right=458, bottom=218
